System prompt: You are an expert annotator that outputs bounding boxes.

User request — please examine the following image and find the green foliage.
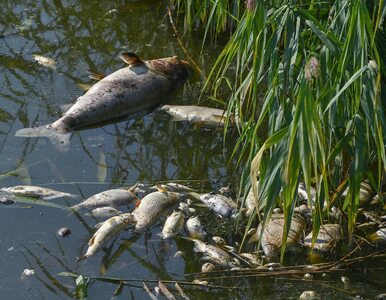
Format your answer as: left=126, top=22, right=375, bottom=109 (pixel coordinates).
left=172, top=0, right=386, bottom=255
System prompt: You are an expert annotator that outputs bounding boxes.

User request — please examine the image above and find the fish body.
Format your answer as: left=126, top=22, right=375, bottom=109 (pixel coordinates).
left=197, top=192, right=237, bottom=217
left=1, top=185, right=76, bottom=200
left=16, top=55, right=193, bottom=147
left=90, top=206, right=123, bottom=220
left=304, top=224, right=341, bottom=252
left=186, top=216, right=206, bottom=240
left=132, top=191, right=184, bottom=231
left=255, top=213, right=305, bottom=257
left=161, top=211, right=185, bottom=239
left=191, top=239, right=239, bottom=268
left=160, top=105, right=236, bottom=126
left=72, top=189, right=137, bottom=210
left=32, top=54, right=56, bottom=69
left=77, top=213, right=135, bottom=261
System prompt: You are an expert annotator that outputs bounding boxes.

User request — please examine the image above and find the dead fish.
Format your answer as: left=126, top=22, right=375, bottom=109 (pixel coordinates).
left=160, top=105, right=237, bottom=127
left=161, top=211, right=185, bottom=239
left=1, top=185, right=77, bottom=200
left=342, top=181, right=373, bottom=205
left=304, top=224, right=341, bottom=252
left=201, top=262, right=216, bottom=273
left=367, top=228, right=386, bottom=244
left=90, top=206, right=123, bottom=220
left=190, top=239, right=239, bottom=268
left=190, top=192, right=237, bottom=217
left=297, top=182, right=317, bottom=203
left=32, top=54, right=56, bottom=69
left=186, top=216, right=206, bottom=240
left=132, top=190, right=184, bottom=232
left=178, top=202, right=190, bottom=217
left=252, top=213, right=305, bottom=257
left=16, top=53, right=193, bottom=148
left=72, top=189, right=137, bottom=210
left=77, top=213, right=135, bottom=261
left=244, top=188, right=257, bottom=216
left=151, top=182, right=195, bottom=193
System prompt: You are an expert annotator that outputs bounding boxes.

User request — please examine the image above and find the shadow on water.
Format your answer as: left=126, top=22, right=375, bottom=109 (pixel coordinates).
left=0, top=0, right=386, bottom=299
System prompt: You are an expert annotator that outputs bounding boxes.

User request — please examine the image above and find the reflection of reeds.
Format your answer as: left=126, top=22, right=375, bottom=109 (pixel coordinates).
left=22, top=244, right=74, bottom=298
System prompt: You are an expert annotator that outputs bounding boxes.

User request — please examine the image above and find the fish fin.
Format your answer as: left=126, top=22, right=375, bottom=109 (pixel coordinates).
left=248, top=232, right=259, bottom=244
left=119, top=52, right=144, bottom=66
left=135, top=199, right=141, bottom=208
left=156, top=183, right=167, bottom=193
left=16, top=125, right=71, bottom=153
left=88, top=235, right=96, bottom=246
left=128, top=181, right=140, bottom=193
left=88, top=70, right=105, bottom=81
left=77, top=82, right=93, bottom=91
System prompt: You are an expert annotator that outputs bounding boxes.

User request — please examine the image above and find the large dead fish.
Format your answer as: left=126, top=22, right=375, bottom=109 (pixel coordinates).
left=16, top=53, right=193, bottom=148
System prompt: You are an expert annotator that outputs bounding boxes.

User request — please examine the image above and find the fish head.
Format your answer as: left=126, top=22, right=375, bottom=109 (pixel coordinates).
left=148, top=56, right=194, bottom=87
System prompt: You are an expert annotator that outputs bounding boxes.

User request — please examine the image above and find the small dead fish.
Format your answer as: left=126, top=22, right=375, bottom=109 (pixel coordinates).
left=32, top=54, right=57, bottom=69
left=190, top=239, right=239, bottom=268
left=77, top=213, right=135, bottom=261
left=1, top=185, right=76, bottom=200
left=57, top=227, right=71, bottom=237
left=191, top=192, right=237, bottom=217
left=239, top=253, right=260, bottom=267
left=151, top=182, right=195, bottom=193
left=298, top=182, right=317, bottom=203
left=178, top=202, right=190, bottom=217
left=90, top=206, right=123, bottom=220
left=72, top=189, right=137, bottom=210
left=160, top=105, right=237, bottom=127
left=367, top=228, right=386, bottom=244
left=186, top=216, right=206, bottom=240
left=201, top=262, right=216, bottom=273
left=132, top=190, right=184, bottom=232
left=212, top=236, right=226, bottom=246
left=161, top=211, right=185, bottom=239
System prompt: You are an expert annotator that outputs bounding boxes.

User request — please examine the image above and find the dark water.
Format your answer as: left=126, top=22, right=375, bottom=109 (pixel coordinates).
left=0, top=1, right=385, bottom=299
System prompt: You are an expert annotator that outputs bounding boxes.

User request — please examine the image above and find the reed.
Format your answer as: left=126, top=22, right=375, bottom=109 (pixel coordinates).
left=171, top=0, right=386, bottom=258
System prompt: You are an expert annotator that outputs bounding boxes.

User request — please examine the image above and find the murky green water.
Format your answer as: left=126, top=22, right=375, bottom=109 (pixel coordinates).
left=0, top=1, right=385, bottom=299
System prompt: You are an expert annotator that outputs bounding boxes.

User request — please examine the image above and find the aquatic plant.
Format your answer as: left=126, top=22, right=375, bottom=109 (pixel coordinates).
left=171, top=0, right=386, bottom=257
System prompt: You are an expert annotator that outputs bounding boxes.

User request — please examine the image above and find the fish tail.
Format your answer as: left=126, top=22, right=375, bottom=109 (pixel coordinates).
left=76, top=255, right=88, bottom=262
left=16, top=125, right=71, bottom=152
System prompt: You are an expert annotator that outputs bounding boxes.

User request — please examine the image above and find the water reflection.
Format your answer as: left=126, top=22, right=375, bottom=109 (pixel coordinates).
left=0, top=1, right=241, bottom=299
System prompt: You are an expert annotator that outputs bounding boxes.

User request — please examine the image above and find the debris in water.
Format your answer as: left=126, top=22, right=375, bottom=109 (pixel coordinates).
left=57, top=227, right=71, bottom=237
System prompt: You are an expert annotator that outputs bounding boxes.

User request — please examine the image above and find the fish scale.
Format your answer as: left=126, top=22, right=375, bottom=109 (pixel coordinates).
left=132, top=191, right=184, bottom=231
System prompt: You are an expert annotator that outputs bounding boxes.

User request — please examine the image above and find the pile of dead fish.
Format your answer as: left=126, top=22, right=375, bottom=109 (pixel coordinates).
left=1, top=179, right=386, bottom=272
